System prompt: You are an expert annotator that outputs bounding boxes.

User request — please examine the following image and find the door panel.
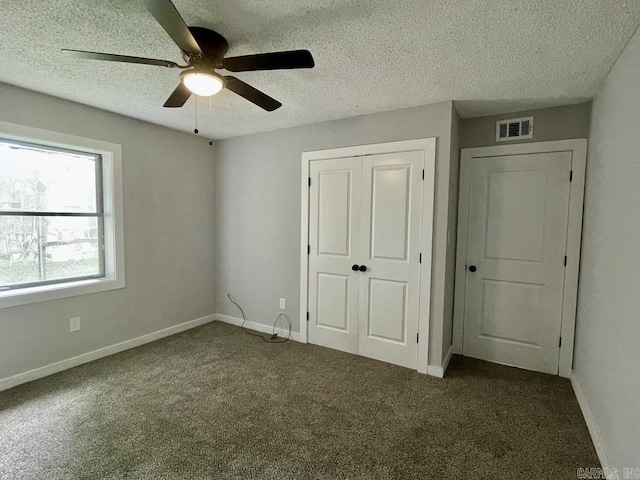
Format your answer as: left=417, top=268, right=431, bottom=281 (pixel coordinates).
left=318, top=170, right=352, bottom=256
left=316, top=273, right=350, bottom=331
left=367, top=278, right=407, bottom=343
left=358, top=151, right=424, bottom=369
left=485, top=170, right=547, bottom=261
left=463, top=152, right=572, bottom=374
left=308, top=158, right=361, bottom=354
left=480, top=279, right=543, bottom=344
left=370, top=165, right=411, bottom=261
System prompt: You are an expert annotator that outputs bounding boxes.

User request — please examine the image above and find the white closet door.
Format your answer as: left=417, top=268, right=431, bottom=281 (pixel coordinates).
left=462, top=152, right=572, bottom=374
left=308, top=157, right=362, bottom=354
left=357, top=151, right=424, bottom=369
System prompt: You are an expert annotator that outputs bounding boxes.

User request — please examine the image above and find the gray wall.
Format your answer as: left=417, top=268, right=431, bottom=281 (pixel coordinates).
left=0, top=83, right=216, bottom=381
left=214, top=101, right=456, bottom=366
left=572, top=28, right=640, bottom=470
left=441, top=106, right=460, bottom=358
left=459, top=102, right=592, bottom=149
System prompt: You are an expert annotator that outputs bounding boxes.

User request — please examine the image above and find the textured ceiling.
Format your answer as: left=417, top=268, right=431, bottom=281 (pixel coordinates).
left=1, top=0, right=639, bottom=139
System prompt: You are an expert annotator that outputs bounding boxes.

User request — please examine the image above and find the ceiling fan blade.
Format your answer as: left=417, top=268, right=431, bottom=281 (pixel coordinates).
left=144, top=0, right=202, bottom=54
left=223, top=50, right=315, bottom=72
left=224, top=76, right=282, bottom=111
left=62, top=49, right=179, bottom=68
left=163, top=83, right=192, bottom=108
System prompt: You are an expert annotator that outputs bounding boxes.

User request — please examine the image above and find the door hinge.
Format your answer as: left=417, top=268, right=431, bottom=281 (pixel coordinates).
left=422, top=169, right=425, bottom=180
left=419, top=253, right=422, bottom=263
left=559, top=337, right=562, bottom=348
left=569, top=170, right=573, bottom=182
left=308, top=244, right=311, bottom=255
left=564, top=255, right=567, bottom=267
left=308, top=177, right=311, bottom=187
left=416, top=333, right=419, bottom=343
left=306, top=312, right=309, bottom=322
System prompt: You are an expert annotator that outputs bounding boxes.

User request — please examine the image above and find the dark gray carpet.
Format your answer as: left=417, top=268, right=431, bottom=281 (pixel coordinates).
left=0, top=321, right=598, bottom=479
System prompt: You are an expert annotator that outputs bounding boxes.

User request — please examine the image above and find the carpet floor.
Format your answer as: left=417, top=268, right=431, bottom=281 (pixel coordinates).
left=0, top=321, right=598, bottom=479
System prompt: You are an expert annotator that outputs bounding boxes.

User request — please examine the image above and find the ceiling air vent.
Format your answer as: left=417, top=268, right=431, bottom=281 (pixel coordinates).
left=496, top=116, right=533, bottom=142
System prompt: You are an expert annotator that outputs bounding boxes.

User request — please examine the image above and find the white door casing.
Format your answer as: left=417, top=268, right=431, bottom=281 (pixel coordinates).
left=301, top=138, right=436, bottom=374
left=453, top=140, right=587, bottom=378
left=462, top=152, right=571, bottom=374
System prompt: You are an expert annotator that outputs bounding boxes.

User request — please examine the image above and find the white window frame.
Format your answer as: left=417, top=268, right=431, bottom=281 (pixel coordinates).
left=0, top=121, right=125, bottom=309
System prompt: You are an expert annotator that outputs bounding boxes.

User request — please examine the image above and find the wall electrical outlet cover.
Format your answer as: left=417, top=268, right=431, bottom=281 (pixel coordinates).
left=70, top=317, right=81, bottom=332
left=279, top=298, right=286, bottom=310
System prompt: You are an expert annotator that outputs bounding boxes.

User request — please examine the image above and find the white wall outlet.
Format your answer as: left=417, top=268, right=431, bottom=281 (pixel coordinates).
left=279, top=298, right=286, bottom=310
left=69, top=317, right=81, bottom=332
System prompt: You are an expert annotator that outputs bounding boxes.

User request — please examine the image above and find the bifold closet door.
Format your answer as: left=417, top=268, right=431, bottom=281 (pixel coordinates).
left=308, top=151, right=424, bottom=369
left=357, top=151, right=424, bottom=369
left=308, top=157, right=361, bottom=354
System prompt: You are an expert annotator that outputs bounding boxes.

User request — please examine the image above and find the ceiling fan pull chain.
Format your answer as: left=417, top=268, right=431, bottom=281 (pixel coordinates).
left=209, top=97, right=213, bottom=146
left=194, top=96, right=198, bottom=134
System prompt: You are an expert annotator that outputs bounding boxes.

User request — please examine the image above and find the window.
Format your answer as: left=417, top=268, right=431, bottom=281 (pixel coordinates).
left=1, top=139, right=104, bottom=289
left=0, top=121, right=124, bottom=308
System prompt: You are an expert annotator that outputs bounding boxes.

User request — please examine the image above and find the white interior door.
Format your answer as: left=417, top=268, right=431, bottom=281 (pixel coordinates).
left=308, top=151, right=424, bottom=369
left=308, top=157, right=361, bottom=354
left=358, top=151, right=424, bottom=369
left=462, top=152, right=572, bottom=374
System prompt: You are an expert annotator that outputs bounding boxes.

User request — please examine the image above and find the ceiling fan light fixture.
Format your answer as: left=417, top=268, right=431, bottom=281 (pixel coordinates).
left=181, top=71, right=225, bottom=96
left=65, top=0, right=314, bottom=110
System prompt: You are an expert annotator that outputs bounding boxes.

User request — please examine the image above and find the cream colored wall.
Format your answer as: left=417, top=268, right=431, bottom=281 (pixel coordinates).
left=214, top=101, right=457, bottom=367
left=459, top=102, right=591, bottom=149
left=572, top=27, right=640, bottom=471
left=0, top=83, right=216, bottom=381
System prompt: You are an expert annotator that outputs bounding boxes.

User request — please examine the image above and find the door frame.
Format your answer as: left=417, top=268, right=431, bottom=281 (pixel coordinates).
left=300, top=138, right=436, bottom=374
left=452, top=139, right=587, bottom=378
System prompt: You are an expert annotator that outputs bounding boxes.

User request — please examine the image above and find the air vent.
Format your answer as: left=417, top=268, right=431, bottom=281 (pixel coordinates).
left=496, top=116, right=534, bottom=142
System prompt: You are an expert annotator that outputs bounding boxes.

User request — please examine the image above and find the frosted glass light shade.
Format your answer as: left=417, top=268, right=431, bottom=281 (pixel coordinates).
left=182, top=72, right=224, bottom=96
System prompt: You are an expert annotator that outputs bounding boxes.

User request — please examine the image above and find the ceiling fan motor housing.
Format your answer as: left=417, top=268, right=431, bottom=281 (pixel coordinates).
left=188, top=27, right=229, bottom=62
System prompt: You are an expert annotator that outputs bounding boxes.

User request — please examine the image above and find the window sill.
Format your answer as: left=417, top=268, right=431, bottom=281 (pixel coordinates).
left=0, top=277, right=125, bottom=310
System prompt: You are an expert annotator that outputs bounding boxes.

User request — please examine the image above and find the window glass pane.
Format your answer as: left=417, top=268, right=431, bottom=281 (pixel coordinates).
left=0, top=215, right=101, bottom=289
left=0, top=140, right=98, bottom=213
left=44, top=216, right=101, bottom=281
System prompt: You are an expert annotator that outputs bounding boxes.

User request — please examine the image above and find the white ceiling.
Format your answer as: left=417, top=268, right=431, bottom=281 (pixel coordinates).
left=1, top=0, right=639, bottom=139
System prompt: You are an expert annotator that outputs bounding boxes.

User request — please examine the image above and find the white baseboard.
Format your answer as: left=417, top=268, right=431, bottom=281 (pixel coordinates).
left=0, top=314, right=216, bottom=392
left=427, top=344, right=454, bottom=378
left=571, top=373, right=613, bottom=475
left=214, top=313, right=300, bottom=342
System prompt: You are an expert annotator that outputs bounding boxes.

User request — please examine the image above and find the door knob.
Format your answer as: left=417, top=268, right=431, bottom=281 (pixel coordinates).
left=358, top=265, right=367, bottom=272
left=468, top=265, right=477, bottom=272
left=352, top=264, right=360, bottom=271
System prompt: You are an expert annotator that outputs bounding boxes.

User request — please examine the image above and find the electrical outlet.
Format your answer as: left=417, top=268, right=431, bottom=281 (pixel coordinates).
left=69, top=317, right=81, bottom=332
left=279, top=298, right=286, bottom=310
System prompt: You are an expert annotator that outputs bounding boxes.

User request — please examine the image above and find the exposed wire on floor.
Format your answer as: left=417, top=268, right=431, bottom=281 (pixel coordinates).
left=227, top=293, right=292, bottom=343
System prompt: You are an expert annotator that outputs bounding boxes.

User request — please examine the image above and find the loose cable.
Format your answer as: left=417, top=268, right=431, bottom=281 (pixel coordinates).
left=227, top=293, right=291, bottom=343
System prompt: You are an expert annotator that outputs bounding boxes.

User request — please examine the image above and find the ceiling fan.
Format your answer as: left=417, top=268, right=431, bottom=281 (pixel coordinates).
left=62, top=0, right=315, bottom=111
